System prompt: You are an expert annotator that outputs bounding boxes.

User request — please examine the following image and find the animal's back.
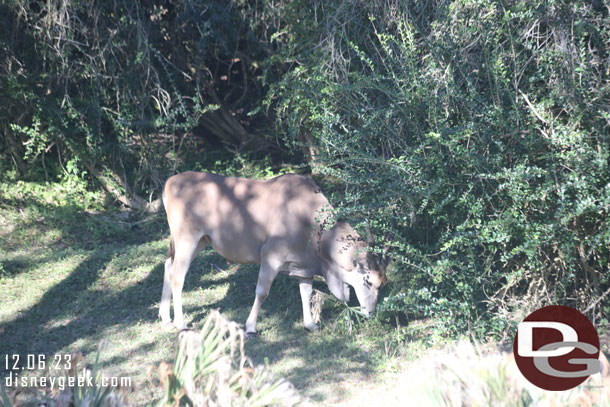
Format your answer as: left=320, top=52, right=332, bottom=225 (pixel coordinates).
left=163, top=172, right=330, bottom=264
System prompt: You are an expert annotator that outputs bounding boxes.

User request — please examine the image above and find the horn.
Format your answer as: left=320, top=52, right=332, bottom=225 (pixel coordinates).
left=365, top=219, right=375, bottom=246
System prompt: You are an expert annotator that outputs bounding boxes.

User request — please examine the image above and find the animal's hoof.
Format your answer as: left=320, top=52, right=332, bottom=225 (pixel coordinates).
left=160, top=320, right=175, bottom=331
left=173, top=321, right=189, bottom=331
left=304, top=323, right=319, bottom=332
left=246, top=331, right=258, bottom=339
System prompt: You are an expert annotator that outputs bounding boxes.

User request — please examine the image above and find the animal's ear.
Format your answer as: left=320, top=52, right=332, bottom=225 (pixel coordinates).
left=381, top=253, right=392, bottom=268
left=366, top=252, right=379, bottom=270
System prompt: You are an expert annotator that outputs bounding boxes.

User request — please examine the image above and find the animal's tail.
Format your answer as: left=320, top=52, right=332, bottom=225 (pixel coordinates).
left=162, top=184, right=175, bottom=262
left=168, top=235, right=175, bottom=261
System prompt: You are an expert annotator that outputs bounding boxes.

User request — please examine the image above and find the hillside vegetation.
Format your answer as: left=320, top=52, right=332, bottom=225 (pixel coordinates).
left=1, top=0, right=608, bottom=368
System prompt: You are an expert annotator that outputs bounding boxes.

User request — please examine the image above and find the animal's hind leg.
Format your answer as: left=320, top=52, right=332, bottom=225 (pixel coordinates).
left=159, top=257, right=173, bottom=326
left=169, top=237, right=200, bottom=330
left=245, top=258, right=281, bottom=335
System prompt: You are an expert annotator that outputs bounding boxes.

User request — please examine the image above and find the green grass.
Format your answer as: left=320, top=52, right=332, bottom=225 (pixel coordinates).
left=2, top=182, right=609, bottom=406
left=0, top=182, right=422, bottom=406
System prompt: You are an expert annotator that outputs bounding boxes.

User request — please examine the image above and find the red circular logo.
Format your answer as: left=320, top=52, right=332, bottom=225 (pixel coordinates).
left=513, top=305, right=600, bottom=391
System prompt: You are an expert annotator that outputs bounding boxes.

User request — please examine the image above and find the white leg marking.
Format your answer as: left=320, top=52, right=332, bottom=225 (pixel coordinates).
left=170, top=240, right=198, bottom=330
left=159, top=257, right=173, bottom=324
left=245, top=259, right=280, bottom=334
left=299, top=278, right=318, bottom=331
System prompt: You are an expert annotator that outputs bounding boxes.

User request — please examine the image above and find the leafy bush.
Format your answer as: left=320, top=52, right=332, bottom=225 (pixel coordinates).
left=2, top=0, right=608, bottom=339
left=269, top=0, right=610, bottom=337
left=0, top=0, right=280, bottom=207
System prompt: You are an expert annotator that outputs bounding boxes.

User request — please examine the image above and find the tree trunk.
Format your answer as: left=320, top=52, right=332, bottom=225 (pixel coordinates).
left=200, top=85, right=252, bottom=148
left=300, top=130, right=320, bottom=166
left=84, top=161, right=162, bottom=213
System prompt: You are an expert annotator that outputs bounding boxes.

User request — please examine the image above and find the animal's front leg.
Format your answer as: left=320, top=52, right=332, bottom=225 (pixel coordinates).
left=245, top=258, right=280, bottom=335
left=299, top=278, right=319, bottom=331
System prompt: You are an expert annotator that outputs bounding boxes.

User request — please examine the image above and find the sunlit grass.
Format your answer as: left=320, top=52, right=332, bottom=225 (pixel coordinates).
left=0, top=183, right=426, bottom=406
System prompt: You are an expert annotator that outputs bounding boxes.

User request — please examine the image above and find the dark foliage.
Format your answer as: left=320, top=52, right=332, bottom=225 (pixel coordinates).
left=1, top=0, right=608, bottom=338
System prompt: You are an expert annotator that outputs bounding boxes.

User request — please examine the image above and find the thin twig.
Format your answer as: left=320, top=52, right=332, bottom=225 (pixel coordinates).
left=212, top=263, right=226, bottom=273
left=519, top=90, right=548, bottom=125
left=583, top=285, right=610, bottom=314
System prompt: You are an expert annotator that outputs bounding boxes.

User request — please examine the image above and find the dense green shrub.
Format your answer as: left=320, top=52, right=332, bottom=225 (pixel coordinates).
left=269, top=0, right=610, bottom=337
left=2, top=0, right=608, bottom=339
left=0, top=0, right=280, bottom=208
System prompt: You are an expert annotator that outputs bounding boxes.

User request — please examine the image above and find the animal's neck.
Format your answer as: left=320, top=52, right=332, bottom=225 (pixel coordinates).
left=319, top=220, right=366, bottom=273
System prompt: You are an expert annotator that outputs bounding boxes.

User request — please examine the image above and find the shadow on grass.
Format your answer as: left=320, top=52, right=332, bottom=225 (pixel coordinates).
left=0, top=200, right=155, bottom=278
left=187, top=263, right=376, bottom=402
left=0, top=249, right=160, bottom=373
left=0, top=200, right=169, bottom=373
left=1, top=205, right=379, bottom=404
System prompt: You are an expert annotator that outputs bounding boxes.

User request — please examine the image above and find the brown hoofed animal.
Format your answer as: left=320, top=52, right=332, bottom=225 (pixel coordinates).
left=159, top=171, right=389, bottom=333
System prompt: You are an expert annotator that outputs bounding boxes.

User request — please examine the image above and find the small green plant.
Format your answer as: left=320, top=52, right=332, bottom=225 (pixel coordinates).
left=70, top=346, right=120, bottom=407
left=334, top=305, right=367, bottom=336
left=155, top=310, right=300, bottom=407
left=311, top=289, right=368, bottom=336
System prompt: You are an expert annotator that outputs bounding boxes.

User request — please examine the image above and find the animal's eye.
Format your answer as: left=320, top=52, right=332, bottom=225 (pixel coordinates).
left=362, top=274, right=372, bottom=288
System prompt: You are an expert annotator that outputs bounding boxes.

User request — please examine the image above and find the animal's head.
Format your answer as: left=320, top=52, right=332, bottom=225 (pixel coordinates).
left=351, top=248, right=389, bottom=315
left=344, top=219, right=389, bottom=315
left=322, top=219, right=390, bottom=315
